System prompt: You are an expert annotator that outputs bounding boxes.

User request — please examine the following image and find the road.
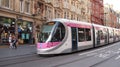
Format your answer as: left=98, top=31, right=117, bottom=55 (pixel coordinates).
left=1, top=42, right=120, bottom=67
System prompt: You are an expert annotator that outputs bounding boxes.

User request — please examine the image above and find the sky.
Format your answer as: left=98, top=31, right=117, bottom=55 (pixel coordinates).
left=104, top=0, right=120, bottom=11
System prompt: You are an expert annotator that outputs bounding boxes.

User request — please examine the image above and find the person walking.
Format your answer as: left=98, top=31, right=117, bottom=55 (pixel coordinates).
left=12, top=36, right=17, bottom=49
left=9, top=34, right=13, bottom=48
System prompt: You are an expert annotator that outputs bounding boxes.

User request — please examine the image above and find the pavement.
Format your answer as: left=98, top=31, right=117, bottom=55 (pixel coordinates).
left=0, top=44, right=36, bottom=59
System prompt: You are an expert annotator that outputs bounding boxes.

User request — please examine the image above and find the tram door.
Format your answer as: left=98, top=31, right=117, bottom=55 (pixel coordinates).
left=71, top=27, right=78, bottom=51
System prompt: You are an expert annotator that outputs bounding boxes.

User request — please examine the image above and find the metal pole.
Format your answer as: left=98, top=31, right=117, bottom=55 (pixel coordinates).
left=15, top=16, right=18, bottom=45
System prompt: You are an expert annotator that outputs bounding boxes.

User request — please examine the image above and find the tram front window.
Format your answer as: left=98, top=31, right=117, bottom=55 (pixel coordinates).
left=39, top=23, right=55, bottom=43
left=51, top=22, right=65, bottom=42
left=40, top=25, right=54, bottom=42
left=39, top=22, right=65, bottom=43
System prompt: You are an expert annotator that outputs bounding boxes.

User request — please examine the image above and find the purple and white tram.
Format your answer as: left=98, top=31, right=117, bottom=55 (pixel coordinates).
left=37, top=19, right=120, bottom=55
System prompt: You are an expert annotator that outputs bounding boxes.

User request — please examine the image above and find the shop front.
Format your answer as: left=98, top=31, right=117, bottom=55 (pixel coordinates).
left=0, top=16, right=15, bottom=45
left=17, top=20, right=33, bottom=44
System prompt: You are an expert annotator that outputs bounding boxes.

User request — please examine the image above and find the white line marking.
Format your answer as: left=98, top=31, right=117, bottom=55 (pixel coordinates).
left=79, top=44, right=116, bottom=56
left=96, top=53, right=110, bottom=58
left=86, top=53, right=97, bottom=56
left=115, top=55, right=120, bottom=60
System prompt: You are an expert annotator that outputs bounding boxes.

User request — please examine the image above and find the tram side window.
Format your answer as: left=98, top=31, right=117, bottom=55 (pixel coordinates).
left=100, top=30, right=104, bottom=40
left=78, top=28, right=91, bottom=42
left=109, top=30, right=113, bottom=38
left=78, top=28, right=85, bottom=42
left=86, top=29, right=91, bottom=41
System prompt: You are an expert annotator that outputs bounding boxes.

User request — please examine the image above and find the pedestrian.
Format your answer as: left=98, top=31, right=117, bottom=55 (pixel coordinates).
left=9, top=34, right=13, bottom=48
left=12, top=36, right=17, bottom=49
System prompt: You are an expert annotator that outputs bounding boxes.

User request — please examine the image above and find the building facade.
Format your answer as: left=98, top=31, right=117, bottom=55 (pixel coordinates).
left=104, top=4, right=117, bottom=28
left=116, top=12, right=120, bottom=28
left=0, top=0, right=36, bottom=45
left=34, top=0, right=91, bottom=22
left=90, top=0, right=104, bottom=25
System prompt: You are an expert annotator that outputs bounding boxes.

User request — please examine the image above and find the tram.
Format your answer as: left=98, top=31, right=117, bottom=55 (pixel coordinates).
left=37, top=19, right=120, bottom=55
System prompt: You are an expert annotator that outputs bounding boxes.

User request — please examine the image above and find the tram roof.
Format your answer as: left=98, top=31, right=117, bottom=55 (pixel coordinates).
left=51, top=18, right=92, bottom=25
left=51, top=18, right=119, bottom=30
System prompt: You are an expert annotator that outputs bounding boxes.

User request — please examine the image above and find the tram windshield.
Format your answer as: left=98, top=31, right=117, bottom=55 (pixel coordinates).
left=39, top=21, right=65, bottom=43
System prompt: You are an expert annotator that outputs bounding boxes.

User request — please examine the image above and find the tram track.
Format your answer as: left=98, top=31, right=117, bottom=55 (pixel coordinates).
left=89, top=54, right=118, bottom=67
left=0, top=52, right=36, bottom=62
left=0, top=53, right=48, bottom=67
left=53, top=54, right=116, bottom=67
left=53, top=54, right=97, bottom=67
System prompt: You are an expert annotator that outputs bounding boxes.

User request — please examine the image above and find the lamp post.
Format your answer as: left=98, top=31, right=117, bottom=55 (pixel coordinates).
left=104, top=13, right=108, bottom=26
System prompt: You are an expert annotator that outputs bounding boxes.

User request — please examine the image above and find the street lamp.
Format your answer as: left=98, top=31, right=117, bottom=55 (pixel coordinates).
left=104, top=13, right=108, bottom=26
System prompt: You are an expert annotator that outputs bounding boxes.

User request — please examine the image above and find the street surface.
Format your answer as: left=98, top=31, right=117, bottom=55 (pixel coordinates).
left=1, top=42, right=120, bottom=67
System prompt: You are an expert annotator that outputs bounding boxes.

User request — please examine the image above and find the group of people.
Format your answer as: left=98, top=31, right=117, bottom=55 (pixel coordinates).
left=9, top=34, right=17, bottom=49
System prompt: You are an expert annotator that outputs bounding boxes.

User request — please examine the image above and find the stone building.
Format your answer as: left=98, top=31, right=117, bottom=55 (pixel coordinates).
left=90, top=0, right=104, bottom=25
left=34, top=0, right=91, bottom=22
left=104, top=4, right=117, bottom=28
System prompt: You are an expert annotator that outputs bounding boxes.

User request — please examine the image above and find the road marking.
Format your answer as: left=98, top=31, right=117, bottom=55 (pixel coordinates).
left=79, top=44, right=116, bottom=56
left=115, top=55, right=120, bottom=60
left=115, top=48, right=120, bottom=60
left=115, top=51, right=120, bottom=54
left=86, top=53, right=97, bottom=56
left=95, top=53, right=110, bottom=59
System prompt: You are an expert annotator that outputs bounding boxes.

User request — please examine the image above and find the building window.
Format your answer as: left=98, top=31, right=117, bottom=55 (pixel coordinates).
left=64, top=11, right=69, bottom=19
left=36, top=2, right=44, bottom=14
left=0, top=0, right=1, bottom=6
left=55, top=11, right=60, bottom=18
left=5, top=0, right=10, bottom=8
left=71, top=14, right=73, bottom=20
left=0, top=0, right=10, bottom=8
left=77, top=17, right=79, bottom=21
left=25, top=1, right=30, bottom=13
left=67, top=12, right=69, bottom=19
left=55, top=10, right=60, bottom=18
left=20, top=0, right=24, bottom=12
left=64, top=12, right=67, bottom=19
left=46, top=6, right=52, bottom=20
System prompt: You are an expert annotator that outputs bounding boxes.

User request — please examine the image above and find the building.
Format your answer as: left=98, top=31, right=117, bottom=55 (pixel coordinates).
left=104, top=4, right=117, bottom=28
left=34, top=0, right=91, bottom=21
left=0, top=0, right=36, bottom=45
left=116, top=12, right=120, bottom=28
left=90, top=0, right=104, bottom=25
